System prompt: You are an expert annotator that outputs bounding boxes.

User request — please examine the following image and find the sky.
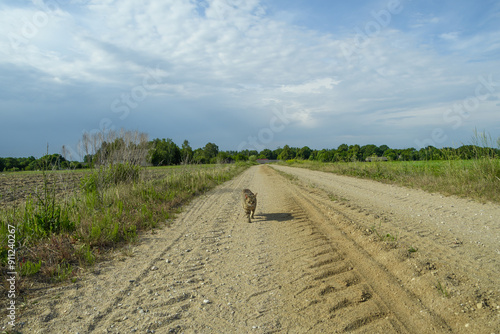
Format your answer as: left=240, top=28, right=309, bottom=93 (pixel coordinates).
left=1, top=0, right=499, bottom=159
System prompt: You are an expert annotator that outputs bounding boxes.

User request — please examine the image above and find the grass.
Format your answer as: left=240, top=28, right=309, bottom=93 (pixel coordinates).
left=436, top=280, right=450, bottom=298
left=283, top=132, right=500, bottom=203
left=281, top=157, right=500, bottom=204
left=0, top=162, right=252, bottom=285
left=408, top=246, right=418, bottom=253
left=370, top=222, right=399, bottom=244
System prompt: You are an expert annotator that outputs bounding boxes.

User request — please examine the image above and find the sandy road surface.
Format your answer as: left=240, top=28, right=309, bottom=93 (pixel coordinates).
left=4, top=165, right=499, bottom=333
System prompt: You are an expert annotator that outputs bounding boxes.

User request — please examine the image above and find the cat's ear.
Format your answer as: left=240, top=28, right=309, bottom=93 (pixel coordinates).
left=254, top=193, right=257, bottom=197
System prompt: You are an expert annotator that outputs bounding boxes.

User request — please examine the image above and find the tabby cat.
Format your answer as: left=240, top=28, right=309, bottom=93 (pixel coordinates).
left=241, top=189, right=257, bottom=223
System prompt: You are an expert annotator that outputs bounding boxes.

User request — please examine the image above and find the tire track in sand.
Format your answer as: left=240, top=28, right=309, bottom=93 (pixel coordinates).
left=254, top=166, right=450, bottom=333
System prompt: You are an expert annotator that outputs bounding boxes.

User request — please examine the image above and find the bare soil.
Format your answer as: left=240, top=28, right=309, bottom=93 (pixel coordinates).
left=3, top=165, right=499, bottom=333
left=0, top=172, right=83, bottom=207
left=0, top=168, right=169, bottom=207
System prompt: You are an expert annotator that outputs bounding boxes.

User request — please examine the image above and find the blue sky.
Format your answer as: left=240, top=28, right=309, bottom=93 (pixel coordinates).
left=1, top=0, right=499, bottom=159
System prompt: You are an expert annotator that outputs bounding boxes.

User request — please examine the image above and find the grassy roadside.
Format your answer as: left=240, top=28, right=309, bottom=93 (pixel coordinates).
left=0, top=162, right=253, bottom=287
left=280, top=158, right=500, bottom=204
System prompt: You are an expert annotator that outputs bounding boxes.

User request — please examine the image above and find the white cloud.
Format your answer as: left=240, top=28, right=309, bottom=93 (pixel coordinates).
left=408, top=15, right=440, bottom=29
left=440, top=32, right=460, bottom=41
left=281, top=78, right=341, bottom=94
left=1, top=0, right=499, bottom=156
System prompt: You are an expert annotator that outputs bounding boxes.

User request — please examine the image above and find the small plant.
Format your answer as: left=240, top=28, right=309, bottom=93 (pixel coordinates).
left=121, top=245, right=135, bottom=258
left=384, top=232, right=398, bottom=242
left=53, top=263, right=73, bottom=282
left=76, top=244, right=95, bottom=266
left=328, top=194, right=337, bottom=201
left=370, top=224, right=399, bottom=243
left=19, top=260, right=42, bottom=276
left=370, top=225, right=381, bottom=239
left=21, top=153, right=76, bottom=236
left=408, top=246, right=418, bottom=253
left=436, top=280, right=449, bottom=298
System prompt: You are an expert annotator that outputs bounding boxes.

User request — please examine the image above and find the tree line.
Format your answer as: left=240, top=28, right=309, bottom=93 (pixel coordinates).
left=1, top=140, right=498, bottom=172
left=238, top=144, right=499, bottom=163
left=0, top=154, right=84, bottom=172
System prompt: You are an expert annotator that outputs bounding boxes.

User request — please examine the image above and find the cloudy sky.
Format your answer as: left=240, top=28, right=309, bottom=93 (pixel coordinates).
left=1, top=0, right=499, bottom=159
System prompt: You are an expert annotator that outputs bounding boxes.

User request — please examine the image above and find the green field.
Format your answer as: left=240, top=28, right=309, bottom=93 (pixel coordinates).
left=283, top=158, right=500, bottom=204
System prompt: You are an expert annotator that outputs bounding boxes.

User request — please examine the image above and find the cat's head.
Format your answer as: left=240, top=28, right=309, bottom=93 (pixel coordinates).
left=245, top=193, right=257, bottom=205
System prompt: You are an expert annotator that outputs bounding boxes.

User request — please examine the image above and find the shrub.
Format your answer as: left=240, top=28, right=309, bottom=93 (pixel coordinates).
left=80, top=163, right=141, bottom=194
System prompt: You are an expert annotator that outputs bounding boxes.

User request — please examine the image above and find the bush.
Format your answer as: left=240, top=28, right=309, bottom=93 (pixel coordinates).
left=24, top=195, right=74, bottom=235
left=80, top=163, right=141, bottom=194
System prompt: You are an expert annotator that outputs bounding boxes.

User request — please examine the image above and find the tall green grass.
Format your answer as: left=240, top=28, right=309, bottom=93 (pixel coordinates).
left=0, top=162, right=252, bottom=283
left=283, top=157, right=500, bottom=204
left=284, top=131, right=500, bottom=203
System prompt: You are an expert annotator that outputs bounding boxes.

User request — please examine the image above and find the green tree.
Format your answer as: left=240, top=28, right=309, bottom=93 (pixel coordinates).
left=360, top=145, right=381, bottom=160
left=336, top=144, right=348, bottom=161
left=149, top=138, right=181, bottom=166
left=83, top=154, right=93, bottom=164
left=216, top=151, right=233, bottom=163
left=347, top=145, right=361, bottom=162
left=234, top=153, right=248, bottom=162
left=181, top=140, right=193, bottom=163
left=316, top=149, right=333, bottom=162
left=273, top=147, right=283, bottom=159
left=419, top=146, right=442, bottom=160
left=278, top=145, right=294, bottom=160
left=203, top=142, right=219, bottom=161
left=337, top=144, right=348, bottom=152
left=379, top=145, right=390, bottom=155
left=383, top=149, right=398, bottom=161
left=4, top=158, right=15, bottom=170
left=17, top=156, right=35, bottom=170
left=259, top=149, right=275, bottom=159
left=193, top=148, right=207, bottom=164
left=39, top=154, right=66, bottom=169
left=297, top=146, right=312, bottom=160
left=399, top=148, right=417, bottom=161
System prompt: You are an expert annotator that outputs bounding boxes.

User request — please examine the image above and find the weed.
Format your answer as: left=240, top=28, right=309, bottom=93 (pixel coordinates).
left=408, top=246, right=418, bottom=253
left=370, top=224, right=399, bottom=243
left=436, top=280, right=449, bottom=298
left=19, top=260, right=42, bottom=276
left=76, top=244, right=95, bottom=266
left=53, top=263, right=73, bottom=282
left=121, top=245, right=135, bottom=258
left=384, top=232, right=399, bottom=242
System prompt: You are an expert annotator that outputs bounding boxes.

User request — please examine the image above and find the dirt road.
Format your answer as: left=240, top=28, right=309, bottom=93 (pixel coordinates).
left=5, top=165, right=499, bottom=333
